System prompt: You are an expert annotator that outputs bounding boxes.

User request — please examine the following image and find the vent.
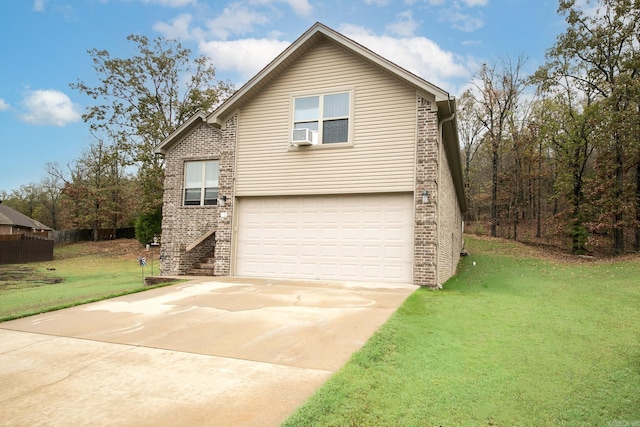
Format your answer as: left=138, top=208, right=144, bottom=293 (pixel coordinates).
left=291, top=128, right=313, bottom=146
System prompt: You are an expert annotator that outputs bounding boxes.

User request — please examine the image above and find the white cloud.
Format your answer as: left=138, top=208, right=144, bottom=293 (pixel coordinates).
left=461, top=0, right=487, bottom=6
left=155, top=4, right=277, bottom=41
left=0, top=99, right=9, bottom=111
left=340, top=24, right=470, bottom=90
left=140, top=0, right=197, bottom=6
left=386, top=10, right=419, bottom=37
left=363, top=0, right=389, bottom=5
left=440, top=8, right=484, bottom=32
left=206, top=3, right=269, bottom=40
left=249, top=0, right=313, bottom=16
left=33, top=0, right=46, bottom=12
left=153, top=13, right=204, bottom=40
left=199, top=38, right=291, bottom=81
left=19, top=89, right=82, bottom=127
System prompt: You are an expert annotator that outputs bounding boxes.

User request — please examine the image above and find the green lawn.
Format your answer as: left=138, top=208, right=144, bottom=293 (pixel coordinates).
left=283, top=236, right=640, bottom=426
left=0, top=239, right=172, bottom=322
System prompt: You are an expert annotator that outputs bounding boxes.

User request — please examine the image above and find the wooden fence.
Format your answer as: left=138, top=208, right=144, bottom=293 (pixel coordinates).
left=51, top=227, right=136, bottom=246
left=0, top=234, right=54, bottom=264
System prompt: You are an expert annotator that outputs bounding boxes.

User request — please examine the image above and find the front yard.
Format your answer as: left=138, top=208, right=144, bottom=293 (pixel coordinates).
left=0, top=239, right=172, bottom=322
left=283, top=236, right=640, bottom=426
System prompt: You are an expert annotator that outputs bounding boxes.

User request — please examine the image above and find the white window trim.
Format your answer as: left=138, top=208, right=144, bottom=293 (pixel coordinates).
left=183, top=159, right=220, bottom=207
left=290, top=88, right=354, bottom=148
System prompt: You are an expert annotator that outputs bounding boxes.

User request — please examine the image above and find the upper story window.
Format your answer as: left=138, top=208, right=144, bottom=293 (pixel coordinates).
left=184, top=160, right=219, bottom=206
left=293, top=91, right=350, bottom=145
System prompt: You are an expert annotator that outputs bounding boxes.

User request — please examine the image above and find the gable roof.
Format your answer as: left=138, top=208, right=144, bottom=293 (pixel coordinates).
left=0, top=202, right=52, bottom=231
left=205, top=22, right=452, bottom=128
left=155, top=22, right=453, bottom=155
left=154, top=22, right=466, bottom=212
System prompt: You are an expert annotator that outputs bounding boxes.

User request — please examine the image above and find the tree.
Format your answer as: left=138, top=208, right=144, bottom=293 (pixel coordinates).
left=39, top=163, right=65, bottom=230
left=457, top=89, right=486, bottom=222
left=57, top=137, right=140, bottom=240
left=71, top=35, right=234, bottom=215
left=531, top=91, right=597, bottom=253
left=542, top=0, right=640, bottom=253
left=471, top=56, right=529, bottom=237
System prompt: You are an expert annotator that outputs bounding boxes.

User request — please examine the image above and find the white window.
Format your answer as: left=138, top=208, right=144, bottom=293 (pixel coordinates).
left=293, top=92, right=350, bottom=144
left=184, top=160, right=219, bottom=206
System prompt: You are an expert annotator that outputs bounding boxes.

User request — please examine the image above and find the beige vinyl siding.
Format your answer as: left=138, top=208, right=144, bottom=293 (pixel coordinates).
left=234, top=40, right=420, bottom=196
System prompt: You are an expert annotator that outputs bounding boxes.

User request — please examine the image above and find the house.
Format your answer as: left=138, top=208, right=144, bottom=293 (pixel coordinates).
left=0, top=201, right=52, bottom=237
left=155, top=23, right=466, bottom=288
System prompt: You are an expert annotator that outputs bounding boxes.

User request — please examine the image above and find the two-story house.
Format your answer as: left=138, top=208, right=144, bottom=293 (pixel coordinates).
left=155, top=22, right=466, bottom=288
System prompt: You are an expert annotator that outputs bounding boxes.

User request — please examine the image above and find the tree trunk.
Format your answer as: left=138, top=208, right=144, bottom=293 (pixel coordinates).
left=635, top=160, right=640, bottom=250
left=614, top=130, right=624, bottom=254
left=536, top=141, right=542, bottom=238
left=491, top=141, right=499, bottom=237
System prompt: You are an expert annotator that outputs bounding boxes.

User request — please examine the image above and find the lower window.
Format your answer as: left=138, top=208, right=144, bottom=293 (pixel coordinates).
left=184, top=160, right=219, bottom=206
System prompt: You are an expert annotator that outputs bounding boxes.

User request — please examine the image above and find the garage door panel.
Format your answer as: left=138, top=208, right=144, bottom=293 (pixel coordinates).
left=320, top=227, right=339, bottom=239
left=281, top=244, right=297, bottom=256
left=236, top=194, right=414, bottom=283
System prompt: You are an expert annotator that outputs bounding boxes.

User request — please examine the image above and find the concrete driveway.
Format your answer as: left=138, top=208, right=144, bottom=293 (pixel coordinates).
left=0, top=277, right=415, bottom=426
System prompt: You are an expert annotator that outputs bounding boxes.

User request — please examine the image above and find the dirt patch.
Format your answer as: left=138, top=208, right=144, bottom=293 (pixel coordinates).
left=55, top=239, right=147, bottom=261
left=0, top=266, right=64, bottom=290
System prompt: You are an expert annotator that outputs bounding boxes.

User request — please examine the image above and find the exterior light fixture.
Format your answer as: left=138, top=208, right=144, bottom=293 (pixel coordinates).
left=422, top=190, right=429, bottom=204
left=219, top=195, right=227, bottom=207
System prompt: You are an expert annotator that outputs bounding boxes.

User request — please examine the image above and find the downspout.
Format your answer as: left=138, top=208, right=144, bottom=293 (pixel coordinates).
left=436, top=95, right=456, bottom=287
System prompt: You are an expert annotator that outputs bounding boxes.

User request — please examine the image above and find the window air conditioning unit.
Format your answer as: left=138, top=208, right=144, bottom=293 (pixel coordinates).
left=291, top=128, right=313, bottom=146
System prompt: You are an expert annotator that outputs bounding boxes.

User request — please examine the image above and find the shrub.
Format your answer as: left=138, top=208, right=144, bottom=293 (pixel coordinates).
left=134, top=209, right=162, bottom=245
left=570, top=224, right=589, bottom=255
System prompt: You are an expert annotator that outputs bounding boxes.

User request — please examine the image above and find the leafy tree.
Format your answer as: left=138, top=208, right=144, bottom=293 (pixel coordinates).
left=541, top=0, right=640, bottom=253
left=71, top=35, right=234, bottom=216
left=48, top=135, right=138, bottom=238
left=532, top=92, right=597, bottom=253
left=134, top=209, right=162, bottom=245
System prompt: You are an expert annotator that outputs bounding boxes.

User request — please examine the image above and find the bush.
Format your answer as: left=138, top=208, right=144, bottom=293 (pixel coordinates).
left=570, top=224, right=589, bottom=255
left=134, top=209, right=162, bottom=245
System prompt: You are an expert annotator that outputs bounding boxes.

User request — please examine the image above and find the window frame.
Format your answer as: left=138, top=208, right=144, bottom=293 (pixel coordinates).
left=291, top=89, right=353, bottom=147
left=183, top=159, right=220, bottom=207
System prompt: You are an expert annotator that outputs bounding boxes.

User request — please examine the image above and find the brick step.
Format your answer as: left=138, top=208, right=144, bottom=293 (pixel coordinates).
left=187, top=254, right=215, bottom=275
left=193, top=261, right=215, bottom=269
left=185, top=268, right=214, bottom=276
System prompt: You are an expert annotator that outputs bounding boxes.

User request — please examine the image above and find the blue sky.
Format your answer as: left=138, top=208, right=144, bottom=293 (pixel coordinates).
left=0, top=0, right=564, bottom=193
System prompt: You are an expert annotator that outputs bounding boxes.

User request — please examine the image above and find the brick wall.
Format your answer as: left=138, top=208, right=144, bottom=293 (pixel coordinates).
left=413, top=95, right=463, bottom=288
left=437, top=136, right=463, bottom=284
left=414, top=96, right=439, bottom=287
left=159, top=116, right=236, bottom=276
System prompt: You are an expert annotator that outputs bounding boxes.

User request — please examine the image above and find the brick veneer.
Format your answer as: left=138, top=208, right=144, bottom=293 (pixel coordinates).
left=159, top=115, right=236, bottom=276
left=437, top=140, right=463, bottom=284
left=413, top=96, right=439, bottom=287
left=413, top=95, right=463, bottom=288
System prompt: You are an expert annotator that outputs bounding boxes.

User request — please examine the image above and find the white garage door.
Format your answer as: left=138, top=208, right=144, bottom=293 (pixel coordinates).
left=235, top=194, right=414, bottom=283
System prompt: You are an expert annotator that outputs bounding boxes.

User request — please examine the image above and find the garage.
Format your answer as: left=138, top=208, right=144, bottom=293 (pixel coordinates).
left=235, top=193, right=414, bottom=283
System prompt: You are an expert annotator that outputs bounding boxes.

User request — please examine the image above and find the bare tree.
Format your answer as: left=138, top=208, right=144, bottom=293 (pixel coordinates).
left=471, top=56, right=529, bottom=237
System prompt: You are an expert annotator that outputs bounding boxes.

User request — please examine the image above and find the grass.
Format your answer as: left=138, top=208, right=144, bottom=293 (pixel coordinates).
left=283, top=236, right=640, bottom=426
left=0, top=239, right=175, bottom=322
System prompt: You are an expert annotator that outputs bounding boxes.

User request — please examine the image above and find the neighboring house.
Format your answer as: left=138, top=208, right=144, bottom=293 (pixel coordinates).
left=155, top=22, right=466, bottom=288
left=0, top=201, right=52, bottom=237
